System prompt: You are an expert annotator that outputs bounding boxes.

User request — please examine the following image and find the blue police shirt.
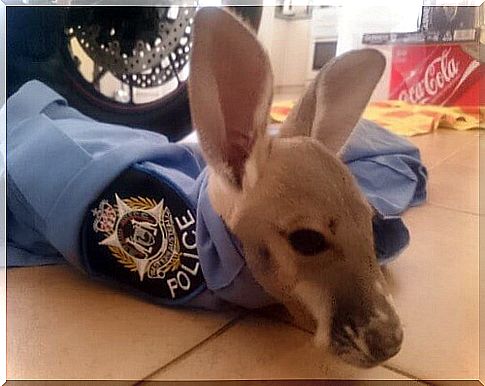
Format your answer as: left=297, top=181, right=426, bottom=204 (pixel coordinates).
left=6, top=80, right=427, bottom=310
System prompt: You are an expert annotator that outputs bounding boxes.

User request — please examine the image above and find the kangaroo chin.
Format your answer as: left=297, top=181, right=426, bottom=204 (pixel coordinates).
left=189, top=7, right=403, bottom=368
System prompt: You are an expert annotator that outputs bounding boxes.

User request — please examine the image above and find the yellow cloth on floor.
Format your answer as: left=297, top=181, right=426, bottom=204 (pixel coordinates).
left=270, top=100, right=295, bottom=123
left=363, top=100, right=484, bottom=136
left=270, top=99, right=484, bottom=137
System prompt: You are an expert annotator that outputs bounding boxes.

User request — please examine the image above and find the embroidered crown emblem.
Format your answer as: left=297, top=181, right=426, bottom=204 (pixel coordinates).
left=92, top=200, right=117, bottom=234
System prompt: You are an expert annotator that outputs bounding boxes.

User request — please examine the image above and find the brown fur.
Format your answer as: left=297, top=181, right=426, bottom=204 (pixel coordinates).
left=189, top=7, right=403, bottom=368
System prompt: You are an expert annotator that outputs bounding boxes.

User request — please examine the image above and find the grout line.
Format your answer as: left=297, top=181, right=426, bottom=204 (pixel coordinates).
left=382, top=364, right=431, bottom=384
left=252, top=308, right=313, bottom=335
left=134, top=310, right=250, bottom=384
left=254, top=312, right=433, bottom=385
left=415, top=379, right=464, bottom=386
left=134, top=309, right=431, bottom=385
left=426, top=202, right=481, bottom=217
left=423, top=138, right=478, bottom=172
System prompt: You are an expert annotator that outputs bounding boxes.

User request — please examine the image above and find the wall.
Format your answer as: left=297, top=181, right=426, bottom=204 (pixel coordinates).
left=275, top=18, right=311, bottom=88
left=336, top=1, right=423, bottom=55
left=258, top=7, right=311, bottom=91
left=258, top=2, right=424, bottom=99
left=336, top=1, right=423, bottom=101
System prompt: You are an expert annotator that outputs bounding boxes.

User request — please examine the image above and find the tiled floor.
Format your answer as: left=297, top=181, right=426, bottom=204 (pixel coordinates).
left=6, top=126, right=481, bottom=382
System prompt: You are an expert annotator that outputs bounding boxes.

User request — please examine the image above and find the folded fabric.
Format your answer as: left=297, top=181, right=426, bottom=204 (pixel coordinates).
left=6, top=80, right=428, bottom=309
left=362, top=100, right=484, bottom=136
left=341, top=119, right=428, bottom=218
left=271, top=99, right=484, bottom=136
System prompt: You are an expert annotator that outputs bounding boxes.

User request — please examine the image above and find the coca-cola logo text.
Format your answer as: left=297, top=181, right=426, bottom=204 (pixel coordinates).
left=398, top=48, right=460, bottom=104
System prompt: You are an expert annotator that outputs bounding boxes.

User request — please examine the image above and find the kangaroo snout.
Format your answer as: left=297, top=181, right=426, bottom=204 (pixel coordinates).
left=331, top=292, right=403, bottom=367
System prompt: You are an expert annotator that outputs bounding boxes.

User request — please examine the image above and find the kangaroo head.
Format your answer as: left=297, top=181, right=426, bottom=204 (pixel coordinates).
left=189, top=7, right=403, bottom=368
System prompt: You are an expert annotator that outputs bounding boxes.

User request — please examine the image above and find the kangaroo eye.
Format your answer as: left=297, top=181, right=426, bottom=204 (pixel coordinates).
left=288, top=229, right=328, bottom=256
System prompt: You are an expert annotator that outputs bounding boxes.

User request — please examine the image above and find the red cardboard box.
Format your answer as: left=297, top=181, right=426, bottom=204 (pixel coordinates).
left=389, top=44, right=484, bottom=106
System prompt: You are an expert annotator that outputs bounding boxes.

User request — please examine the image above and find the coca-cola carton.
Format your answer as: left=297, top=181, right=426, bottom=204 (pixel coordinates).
left=389, top=44, right=484, bottom=106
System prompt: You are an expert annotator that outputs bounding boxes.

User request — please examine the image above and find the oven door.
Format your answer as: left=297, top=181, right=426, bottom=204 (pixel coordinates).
left=307, top=38, right=337, bottom=82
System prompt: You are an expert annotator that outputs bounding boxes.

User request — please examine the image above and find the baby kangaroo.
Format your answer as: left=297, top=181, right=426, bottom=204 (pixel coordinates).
left=189, top=7, right=403, bottom=368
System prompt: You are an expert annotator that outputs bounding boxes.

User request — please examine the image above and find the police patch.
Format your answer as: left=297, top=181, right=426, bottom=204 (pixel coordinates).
left=81, top=165, right=205, bottom=304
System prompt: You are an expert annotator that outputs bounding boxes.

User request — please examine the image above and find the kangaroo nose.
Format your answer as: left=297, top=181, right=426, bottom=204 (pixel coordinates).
left=365, top=323, right=403, bottom=362
left=331, top=298, right=403, bottom=365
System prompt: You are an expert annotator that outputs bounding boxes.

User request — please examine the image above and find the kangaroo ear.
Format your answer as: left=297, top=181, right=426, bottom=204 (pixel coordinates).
left=280, top=49, right=385, bottom=155
left=189, top=7, right=273, bottom=188
left=278, top=81, right=317, bottom=139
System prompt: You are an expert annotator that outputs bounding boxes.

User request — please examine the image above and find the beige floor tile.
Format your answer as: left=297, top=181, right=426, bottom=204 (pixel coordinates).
left=480, top=136, right=485, bottom=216
left=443, top=137, right=479, bottom=170
left=7, top=265, right=240, bottom=380
left=427, top=142, right=479, bottom=214
left=407, top=129, right=479, bottom=170
left=383, top=205, right=479, bottom=379
left=148, top=314, right=416, bottom=381
left=480, top=214, right=485, bottom=385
